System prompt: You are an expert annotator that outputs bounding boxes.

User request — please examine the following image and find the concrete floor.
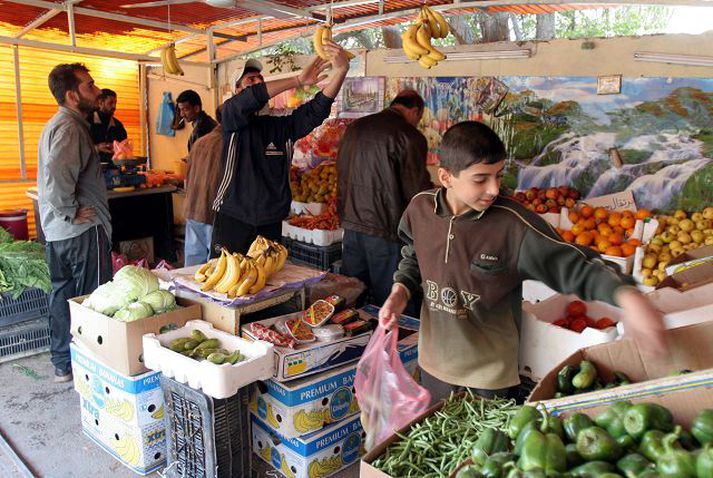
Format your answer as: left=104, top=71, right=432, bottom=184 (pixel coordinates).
left=0, top=352, right=358, bottom=478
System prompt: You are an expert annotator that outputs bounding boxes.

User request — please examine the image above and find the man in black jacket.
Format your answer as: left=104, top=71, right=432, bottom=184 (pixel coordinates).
left=211, top=41, right=350, bottom=255
left=176, top=89, right=217, bottom=152
left=336, top=90, right=432, bottom=312
left=88, top=88, right=127, bottom=164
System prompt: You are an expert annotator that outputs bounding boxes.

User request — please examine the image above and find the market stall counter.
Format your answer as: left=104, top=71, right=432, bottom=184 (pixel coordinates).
left=26, top=185, right=177, bottom=263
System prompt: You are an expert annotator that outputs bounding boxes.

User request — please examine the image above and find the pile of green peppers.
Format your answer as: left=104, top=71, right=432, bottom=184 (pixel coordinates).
left=455, top=404, right=713, bottom=478
left=554, top=361, right=632, bottom=398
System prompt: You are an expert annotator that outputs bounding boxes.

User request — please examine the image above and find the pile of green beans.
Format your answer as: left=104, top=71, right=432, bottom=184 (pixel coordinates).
left=372, top=392, right=520, bottom=477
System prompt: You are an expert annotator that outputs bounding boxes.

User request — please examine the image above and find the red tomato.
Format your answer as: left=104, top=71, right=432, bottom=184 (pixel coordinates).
left=570, top=318, right=588, bottom=333
left=596, top=317, right=616, bottom=329
left=553, top=318, right=570, bottom=328
left=566, top=300, right=588, bottom=317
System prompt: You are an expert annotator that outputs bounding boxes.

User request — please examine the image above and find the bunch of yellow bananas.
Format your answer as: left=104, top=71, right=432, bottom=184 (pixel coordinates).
left=105, top=398, right=135, bottom=422
left=113, top=434, right=141, bottom=466
left=308, top=455, right=344, bottom=478
left=313, top=24, right=356, bottom=61
left=266, top=403, right=281, bottom=429
left=160, top=43, right=184, bottom=76
left=401, top=6, right=450, bottom=69
left=193, top=237, right=288, bottom=298
left=293, top=409, right=325, bottom=434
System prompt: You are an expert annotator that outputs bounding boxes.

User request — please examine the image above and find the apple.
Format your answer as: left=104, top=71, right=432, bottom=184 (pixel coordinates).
left=535, top=204, right=548, bottom=214
left=567, top=189, right=580, bottom=199
left=703, top=207, right=713, bottom=220
left=674, top=209, right=688, bottom=220
left=660, top=231, right=675, bottom=244
left=668, top=225, right=681, bottom=235
left=537, top=190, right=547, bottom=201
left=525, top=189, right=537, bottom=201
left=678, top=219, right=695, bottom=232
left=640, top=268, right=653, bottom=279
left=691, top=212, right=703, bottom=222
left=545, top=198, right=558, bottom=209
left=532, top=198, right=543, bottom=207
left=515, top=192, right=527, bottom=203
left=691, top=230, right=704, bottom=244
left=671, top=248, right=686, bottom=258
left=706, top=236, right=713, bottom=245
left=557, top=196, right=566, bottom=206
left=642, top=254, right=658, bottom=269
left=643, top=277, right=658, bottom=286
left=648, top=244, right=662, bottom=254
left=558, top=186, right=569, bottom=196
left=650, top=236, right=664, bottom=246
left=677, top=232, right=692, bottom=244
left=545, top=188, right=558, bottom=200
left=549, top=206, right=561, bottom=214
left=696, top=219, right=712, bottom=231
left=669, top=240, right=683, bottom=250
left=565, top=198, right=576, bottom=208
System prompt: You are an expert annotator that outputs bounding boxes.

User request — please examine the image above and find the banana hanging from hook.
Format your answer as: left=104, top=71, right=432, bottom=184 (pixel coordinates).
left=401, top=6, right=449, bottom=69
left=313, top=24, right=355, bottom=62
left=161, top=43, right=184, bottom=76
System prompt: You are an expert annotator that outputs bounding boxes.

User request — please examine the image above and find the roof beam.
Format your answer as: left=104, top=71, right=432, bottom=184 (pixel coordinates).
left=237, top=0, right=316, bottom=20
left=15, top=0, right=84, bottom=38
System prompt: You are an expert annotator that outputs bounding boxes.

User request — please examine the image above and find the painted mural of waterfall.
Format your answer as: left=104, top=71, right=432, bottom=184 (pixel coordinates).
left=627, top=158, right=712, bottom=210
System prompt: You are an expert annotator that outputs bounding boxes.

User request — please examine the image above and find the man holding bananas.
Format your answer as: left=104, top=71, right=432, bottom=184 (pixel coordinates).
left=211, top=41, right=350, bottom=255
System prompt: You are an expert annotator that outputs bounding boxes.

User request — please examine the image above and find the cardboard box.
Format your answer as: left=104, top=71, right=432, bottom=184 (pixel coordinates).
left=242, top=305, right=420, bottom=383
left=533, top=370, right=713, bottom=428
left=172, top=286, right=304, bottom=335
left=70, top=342, right=164, bottom=429
left=528, top=321, right=713, bottom=404
left=250, top=340, right=418, bottom=439
left=70, top=295, right=200, bottom=376
left=252, top=413, right=364, bottom=478
left=519, top=294, right=621, bottom=381
left=658, top=245, right=713, bottom=291
left=644, top=280, right=713, bottom=330
left=80, top=396, right=166, bottom=476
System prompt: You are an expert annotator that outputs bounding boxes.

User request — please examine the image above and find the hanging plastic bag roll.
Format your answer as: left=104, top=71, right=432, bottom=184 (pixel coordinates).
left=156, top=91, right=176, bottom=136
left=354, top=325, right=431, bottom=451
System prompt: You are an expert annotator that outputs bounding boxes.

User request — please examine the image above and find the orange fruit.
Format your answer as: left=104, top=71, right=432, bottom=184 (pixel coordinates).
left=636, top=208, right=652, bottom=220
left=620, top=216, right=636, bottom=229
left=608, top=232, right=624, bottom=246
left=575, top=232, right=594, bottom=247
left=597, top=223, right=613, bottom=236
left=562, top=230, right=575, bottom=243
left=568, top=211, right=580, bottom=224
left=580, top=205, right=594, bottom=219
left=571, top=222, right=585, bottom=236
left=608, top=212, right=622, bottom=227
left=621, top=243, right=636, bottom=257
left=583, top=217, right=597, bottom=230
left=597, top=239, right=612, bottom=253
left=613, top=225, right=625, bottom=235
left=622, top=209, right=635, bottom=218
left=604, top=245, right=623, bottom=257
left=627, top=238, right=641, bottom=247
left=593, top=207, right=608, bottom=222
left=625, top=227, right=635, bottom=238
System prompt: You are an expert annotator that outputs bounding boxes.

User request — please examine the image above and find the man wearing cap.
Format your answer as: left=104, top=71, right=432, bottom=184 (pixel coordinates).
left=211, top=41, right=350, bottom=255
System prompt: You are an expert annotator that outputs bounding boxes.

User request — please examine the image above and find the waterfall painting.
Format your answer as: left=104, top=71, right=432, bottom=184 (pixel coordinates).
left=387, top=76, right=713, bottom=213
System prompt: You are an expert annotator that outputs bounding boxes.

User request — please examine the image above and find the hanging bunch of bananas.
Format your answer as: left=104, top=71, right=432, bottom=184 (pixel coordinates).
left=160, top=43, right=184, bottom=76
left=401, top=5, right=450, bottom=69
left=313, top=23, right=356, bottom=61
left=193, top=237, right=288, bottom=298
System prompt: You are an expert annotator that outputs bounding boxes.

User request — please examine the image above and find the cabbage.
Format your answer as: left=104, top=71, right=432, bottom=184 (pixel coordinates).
left=86, top=282, right=132, bottom=316
left=141, top=290, right=176, bottom=314
left=113, top=301, right=154, bottom=322
left=113, top=266, right=159, bottom=301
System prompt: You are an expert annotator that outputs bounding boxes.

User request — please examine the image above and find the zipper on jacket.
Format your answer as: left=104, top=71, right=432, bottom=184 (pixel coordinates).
left=444, top=216, right=456, bottom=263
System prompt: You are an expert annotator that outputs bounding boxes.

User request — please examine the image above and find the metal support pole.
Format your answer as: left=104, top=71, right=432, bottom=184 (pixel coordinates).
left=13, top=46, right=27, bottom=180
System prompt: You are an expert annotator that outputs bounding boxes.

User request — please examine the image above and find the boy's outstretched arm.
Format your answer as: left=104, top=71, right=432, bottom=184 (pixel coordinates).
left=614, top=286, right=667, bottom=355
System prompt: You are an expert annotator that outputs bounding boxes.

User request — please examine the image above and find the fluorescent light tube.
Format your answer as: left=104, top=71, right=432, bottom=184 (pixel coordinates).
left=384, top=48, right=531, bottom=64
left=633, top=52, right=713, bottom=67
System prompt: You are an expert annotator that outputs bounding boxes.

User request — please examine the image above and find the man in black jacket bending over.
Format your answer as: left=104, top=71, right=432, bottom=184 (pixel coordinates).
left=336, top=90, right=432, bottom=313
left=211, top=41, right=350, bottom=255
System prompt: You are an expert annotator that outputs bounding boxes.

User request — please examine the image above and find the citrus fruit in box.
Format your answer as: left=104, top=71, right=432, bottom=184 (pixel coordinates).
left=291, top=162, right=337, bottom=203
left=559, top=204, right=643, bottom=258
left=512, top=186, right=580, bottom=214
left=639, top=206, right=713, bottom=286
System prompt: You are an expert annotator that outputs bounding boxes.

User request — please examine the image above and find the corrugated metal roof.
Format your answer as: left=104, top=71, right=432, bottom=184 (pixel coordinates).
left=0, top=1, right=616, bottom=61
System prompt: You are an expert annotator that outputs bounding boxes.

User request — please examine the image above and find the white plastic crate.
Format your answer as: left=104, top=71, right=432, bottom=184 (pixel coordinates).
left=282, top=221, right=344, bottom=246
left=519, top=294, right=622, bottom=381
left=142, top=320, right=274, bottom=399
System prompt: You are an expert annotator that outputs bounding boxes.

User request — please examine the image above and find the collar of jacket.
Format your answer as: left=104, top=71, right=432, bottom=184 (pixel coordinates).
left=92, top=111, right=116, bottom=128
left=433, top=187, right=486, bottom=221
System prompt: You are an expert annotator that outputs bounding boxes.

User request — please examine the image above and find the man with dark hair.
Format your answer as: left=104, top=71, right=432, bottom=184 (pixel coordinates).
left=336, top=89, right=432, bottom=313
left=38, top=63, right=112, bottom=383
left=211, top=42, right=351, bottom=255
left=88, top=88, right=128, bottom=163
left=176, top=89, right=217, bottom=152
left=183, top=105, right=223, bottom=266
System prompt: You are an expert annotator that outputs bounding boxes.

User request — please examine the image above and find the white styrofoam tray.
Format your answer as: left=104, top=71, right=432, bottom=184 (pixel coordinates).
left=142, top=319, right=274, bottom=399
left=520, top=294, right=622, bottom=381
left=282, top=221, right=344, bottom=246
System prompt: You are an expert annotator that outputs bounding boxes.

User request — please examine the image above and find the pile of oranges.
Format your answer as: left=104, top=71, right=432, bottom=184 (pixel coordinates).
left=557, top=206, right=653, bottom=257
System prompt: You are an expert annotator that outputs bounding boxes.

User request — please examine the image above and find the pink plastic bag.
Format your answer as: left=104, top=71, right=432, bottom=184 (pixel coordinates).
left=354, top=326, right=431, bottom=451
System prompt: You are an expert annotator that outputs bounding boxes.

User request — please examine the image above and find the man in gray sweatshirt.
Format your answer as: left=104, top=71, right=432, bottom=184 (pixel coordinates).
left=37, top=63, right=112, bottom=382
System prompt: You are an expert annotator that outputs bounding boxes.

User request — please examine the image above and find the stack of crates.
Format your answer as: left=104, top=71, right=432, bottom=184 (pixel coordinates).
left=282, top=237, right=341, bottom=272
left=0, top=288, right=50, bottom=362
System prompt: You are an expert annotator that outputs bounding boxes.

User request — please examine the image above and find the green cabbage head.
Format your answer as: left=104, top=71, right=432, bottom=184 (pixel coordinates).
left=113, top=266, right=159, bottom=301
left=86, top=281, right=132, bottom=316
left=114, top=301, right=154, bottom=322
left=141, top=289, right=176, bottom=314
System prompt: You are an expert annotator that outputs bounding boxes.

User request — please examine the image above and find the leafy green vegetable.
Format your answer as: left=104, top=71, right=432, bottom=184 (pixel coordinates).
left=113, top=265, right=159, bottom=301
left=85, top=282, right=132, bottom=316
left=114, top=301, right=154, bottom=322
left=0, top=231, right=51, bottom=299
left=141, top=289, right=176, bottom=314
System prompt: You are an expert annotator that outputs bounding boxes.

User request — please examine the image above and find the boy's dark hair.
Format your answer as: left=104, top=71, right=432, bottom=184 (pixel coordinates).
left=48, top=63, right=90, bottom=106
left=98, top=88, right=117, bottom=101
left=439, top=121, right=506, bottom=174
left=390, top=90, right=424, bottom=112
left=176, top=89, right=202, bottom=107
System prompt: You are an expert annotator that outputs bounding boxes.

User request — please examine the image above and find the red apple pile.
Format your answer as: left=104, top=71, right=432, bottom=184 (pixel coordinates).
left=512, top=186, right=581, bottom=215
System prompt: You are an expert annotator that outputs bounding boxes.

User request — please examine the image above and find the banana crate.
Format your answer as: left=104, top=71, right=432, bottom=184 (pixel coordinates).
left=70, top=342, right=165, bottom=430
left=142, top=319, right=274, bottom=399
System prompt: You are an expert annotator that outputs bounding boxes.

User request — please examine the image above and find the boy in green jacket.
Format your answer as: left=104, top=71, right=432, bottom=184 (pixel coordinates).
left=379, top=121, right=667, bottom=401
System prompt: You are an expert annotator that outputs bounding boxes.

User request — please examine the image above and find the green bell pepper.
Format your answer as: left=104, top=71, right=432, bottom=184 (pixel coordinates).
left=518, top=430, right=567, bottom=475
left=623, top=403, right=674, bottom=440
left=613, top=371, right=631, bottom=386
left=655, top=426, right=696, bottom=478
left=509, top=406, right=542, bottom=439
left=697, top=444, right=713, bottom=478
left=616, top=453, right=654, bottom=478
left=564, top=413, right=595, bottom=442
left=514, top=422, right=540, bottom=457
left=568, top=460, right=615, bottom=477
left=541, top=411, right=565, bottom=439
left=572, top=361, right=598, bottom=390
left=472, top=428, right=511, bottom=465
left=691, top=409, right=713, bottom=446
left=576, top=426, right=622, bottom=462
left=557, top=364, right=580, bottom=395
left=616, top=434, right=637, bottom=452
left=596, top=401, right=633, bottom=439
left=481, top=452, right=515, bottom=478
left=565, top=443, right=584, bottom=468
left=639, top=430, right=667, bottom=461
left=456, top=465, right=485, bottom=478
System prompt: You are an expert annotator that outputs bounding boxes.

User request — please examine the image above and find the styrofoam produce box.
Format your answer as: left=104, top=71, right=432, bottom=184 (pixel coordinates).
left=282, top=221, right=344, bottom=246
left=80, top=396, right=166, bottom=476
left=70, top=342, right=164, bottom=429
left=250, top=340, right=418, bottom=439
left=242, top=305, right=420, bottom=382
left=520, top=294, right=621, bottom=381
left=291, top=200, right=327, bottom=216
left=142, top=319, right=273, bottom=399
left=252, top=413, right=364, bottom=478
left=522, top=280, right=558, bottom=303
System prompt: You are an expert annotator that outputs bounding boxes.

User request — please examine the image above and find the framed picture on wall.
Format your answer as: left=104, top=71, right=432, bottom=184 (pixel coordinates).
left=597, top=75, right=622, bottom=95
